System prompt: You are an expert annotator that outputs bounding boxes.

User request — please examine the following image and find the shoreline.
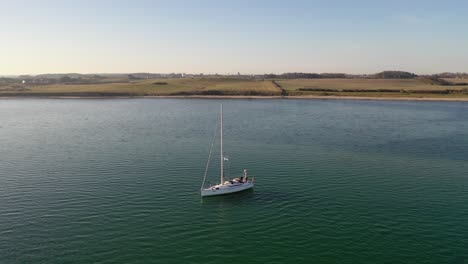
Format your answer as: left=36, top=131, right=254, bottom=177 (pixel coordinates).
left=1, top=94, right=468, bottom=102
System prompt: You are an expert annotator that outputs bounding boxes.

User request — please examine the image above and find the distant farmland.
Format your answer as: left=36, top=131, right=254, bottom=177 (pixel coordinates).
left=0, top=78, right=280, bottom=96
left=1, top=77, right=468, bottom=99
left=276, top=78, right=468, bottom=98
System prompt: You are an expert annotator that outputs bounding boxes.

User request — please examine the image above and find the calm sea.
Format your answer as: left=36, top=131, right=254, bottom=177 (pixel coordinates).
left=1, top=99, right=467, bottom=264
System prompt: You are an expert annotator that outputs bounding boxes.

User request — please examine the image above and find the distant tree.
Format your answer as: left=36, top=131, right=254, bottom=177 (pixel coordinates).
left=262, top=72, right=347, bottom=79
left=0, top=77, right=18, bottom=83
left=128, top=74, right=143, bottom=80
left=280, top=72, right=321, bottom=79
left=320, top=73, right=347, bottom=78
left=373, top=71, right=417, bottom=79
left=59, top=76, right=73, bottom=83
left=264, top=74, right=278, bottom=79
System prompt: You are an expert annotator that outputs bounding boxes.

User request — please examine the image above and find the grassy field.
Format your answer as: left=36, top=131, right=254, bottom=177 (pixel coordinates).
left=0, top=78, right=280, bottom=96
left=277, top=78, right=468, bottom=91
left=276, top=78, right=468, bottom=98
left=444, top=78, right=468, bottom=84
left=1, top=77, right=468, bottom=99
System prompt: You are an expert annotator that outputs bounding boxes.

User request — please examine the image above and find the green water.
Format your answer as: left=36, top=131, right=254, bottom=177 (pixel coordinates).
left=1, top=99, right=467, bottom=263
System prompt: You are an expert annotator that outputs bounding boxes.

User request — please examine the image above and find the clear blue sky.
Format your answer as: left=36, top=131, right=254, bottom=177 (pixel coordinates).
left=1, top=0, right=467, bottom=75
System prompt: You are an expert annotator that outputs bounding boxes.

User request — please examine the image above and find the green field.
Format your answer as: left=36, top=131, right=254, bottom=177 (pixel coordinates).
left=276, top=78, right=468, bottom=98
left=1, top=77, right=468, bottom=98
left=444, top=78, right=468, bottom=84
left=0, top=78, right=280, bottom=96
left=277, top=78, right=467, bottom=91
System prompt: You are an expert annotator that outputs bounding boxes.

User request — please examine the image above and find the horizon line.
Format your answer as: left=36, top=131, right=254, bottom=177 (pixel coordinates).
left=2, top=70, right=468, bottom=77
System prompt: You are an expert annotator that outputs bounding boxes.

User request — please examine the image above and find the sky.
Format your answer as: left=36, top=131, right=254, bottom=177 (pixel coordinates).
left=1, top=0, right=467, bottom=75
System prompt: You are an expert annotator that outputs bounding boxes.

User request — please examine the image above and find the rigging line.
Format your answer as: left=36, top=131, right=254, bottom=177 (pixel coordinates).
left=201, top=113, right=220, bottom=190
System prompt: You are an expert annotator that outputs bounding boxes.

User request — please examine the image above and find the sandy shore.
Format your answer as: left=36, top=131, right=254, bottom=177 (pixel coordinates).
left=1, top=95, right=468, bottom=102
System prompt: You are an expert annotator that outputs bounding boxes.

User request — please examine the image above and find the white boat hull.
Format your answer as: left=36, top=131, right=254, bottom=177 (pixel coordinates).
left=201, top=181, right=254, bottom=197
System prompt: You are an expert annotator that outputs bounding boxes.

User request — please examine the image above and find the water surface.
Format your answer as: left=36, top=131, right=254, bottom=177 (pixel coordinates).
left=1, top=99, right=467, bottom=263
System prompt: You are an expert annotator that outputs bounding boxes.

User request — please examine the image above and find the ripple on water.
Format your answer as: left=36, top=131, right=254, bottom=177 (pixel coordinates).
left=1, top=99, right=468, bottom=263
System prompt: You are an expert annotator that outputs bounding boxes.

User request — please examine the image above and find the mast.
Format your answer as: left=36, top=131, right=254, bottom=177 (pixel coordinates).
left=220, top=104, right=224, bottom=184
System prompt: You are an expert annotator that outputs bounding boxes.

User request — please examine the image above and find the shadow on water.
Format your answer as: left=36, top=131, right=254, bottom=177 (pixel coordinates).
left=200, top=188, right=300, bottom=206
left=200, top=189, right=255, bottom=205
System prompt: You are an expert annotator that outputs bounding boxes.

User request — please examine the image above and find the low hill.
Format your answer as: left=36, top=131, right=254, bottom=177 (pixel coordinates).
left=417, top=76, right=452, bottom=86
left=373, top=71, right=417, bottom=79
left=433, top=72, right=468, bottom=79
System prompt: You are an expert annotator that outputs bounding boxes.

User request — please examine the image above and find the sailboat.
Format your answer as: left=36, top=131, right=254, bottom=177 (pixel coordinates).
left=201, top=104, right=254, bottom=197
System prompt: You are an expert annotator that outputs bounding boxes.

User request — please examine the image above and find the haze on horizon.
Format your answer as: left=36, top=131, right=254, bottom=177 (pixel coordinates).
left=1, top=0, right=467, bottom=75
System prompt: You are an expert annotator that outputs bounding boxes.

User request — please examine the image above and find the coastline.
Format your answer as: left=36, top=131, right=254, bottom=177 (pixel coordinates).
left=1, top=94, right=468, bottom=102
left=2, top=77, right=467, bottom=102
